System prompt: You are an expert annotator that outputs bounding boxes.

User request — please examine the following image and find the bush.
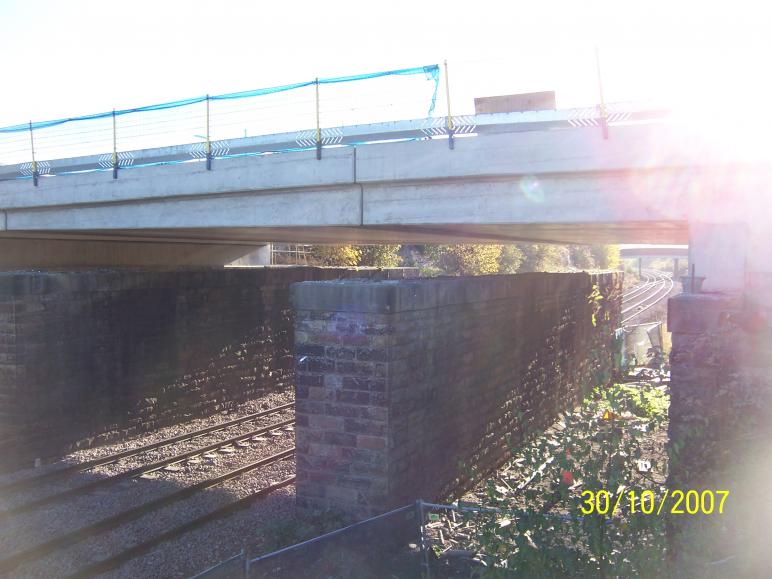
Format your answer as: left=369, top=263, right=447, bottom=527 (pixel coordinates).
left=591, top=245, right=621, bottom=270
left=308, top=245, right=361, bottom=266
left=569, top=246, right=596, bottom=270
left=425, top=244, right=503, bottom=275
left=517, top=244, right=570, bottom=272
left=357, top=245, right=402, bottom=267
left=465, top=382, right=669, bottom=577
left=498, top=245, right=525, bottom=274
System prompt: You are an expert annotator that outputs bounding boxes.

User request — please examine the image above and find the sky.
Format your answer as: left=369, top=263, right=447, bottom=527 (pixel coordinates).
left=0, top=0, right=770, bottom=169
left=1, top=0, right=769, bottom=125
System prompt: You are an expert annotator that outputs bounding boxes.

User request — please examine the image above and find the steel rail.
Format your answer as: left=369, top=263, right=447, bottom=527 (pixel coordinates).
left=0, top=401, right=294, bottom=495
left=66, top=475, right=296, bottom=579
left=0, top=417, right=294, bottom=519
left=623, top=270, right=659, bottom=301
left=0, top=447, right=295, bottom=575
left=622, top=271, right=655, bottom=301
left=621, top=272, right=668, bottom=314
left=623, top=269, right=652, bottom=293
left=622, top=272, right=674, bottom=325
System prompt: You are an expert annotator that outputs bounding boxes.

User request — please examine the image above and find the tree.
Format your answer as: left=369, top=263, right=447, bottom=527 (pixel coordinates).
left=425, top=244, right=503, bottom=275
left=308, top=245, right=361, bottom=266
left=516, top=244, right=570, bottom=272
left=569, top=245, right=596, bottom=270
left=590, top=245, right=621, bottom=270
left=357, top=245, right=403, bottom=267
left=498, top=245, right=525, bottom=273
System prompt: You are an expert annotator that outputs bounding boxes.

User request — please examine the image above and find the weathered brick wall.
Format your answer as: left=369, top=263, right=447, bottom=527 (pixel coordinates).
left=0, top=267, right=415, bottom=470
left=292, top=272, right=622, bottom=518
left=667, top=293, right=772, bottom=574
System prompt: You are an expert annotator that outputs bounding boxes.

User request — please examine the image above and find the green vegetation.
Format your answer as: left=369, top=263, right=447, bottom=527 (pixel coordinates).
left=357, top=244, right=403, bottom=267
left=302, top=242, right=620, bottom=274
left=590, top=244, right=621, bottom=270
left=461, top=381, right=669, bottom=577
left=424, top=244, right=503, bottom=275
left=497, top=245, right=526, bottom=274
left=308, top=245, right=362, bottom=266
left=569, top=245, right=595, bottom=270
left=306, top=244, right=403, bottom=267
left=600, top=382, right=669, bottom=420
left=516, top=243, right=569, bottom=272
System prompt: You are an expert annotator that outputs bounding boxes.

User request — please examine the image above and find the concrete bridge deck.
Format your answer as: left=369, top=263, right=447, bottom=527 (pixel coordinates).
left=1, top=113, right=770, bottom=269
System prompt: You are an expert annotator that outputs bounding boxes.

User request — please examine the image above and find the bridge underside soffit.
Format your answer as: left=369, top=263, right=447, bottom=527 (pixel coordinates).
left=0, top=222, right=687, bottom=268
left=0, top=221, right=688, bottom=247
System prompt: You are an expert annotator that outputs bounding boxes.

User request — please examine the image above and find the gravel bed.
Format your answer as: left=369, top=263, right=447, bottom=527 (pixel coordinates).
left=0, top=427, right=295, bottom=556
left=0, top=388, right=294, bottom=489
left=628, top=283, right=679, bottom=326
left=0, top=389, right=297, bottom=577
left=14, top=459, right=296, bottom=578
left=110, top=484, right=297, bottom=579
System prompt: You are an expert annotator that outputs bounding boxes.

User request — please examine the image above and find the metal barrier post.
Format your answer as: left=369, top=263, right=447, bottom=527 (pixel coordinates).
left=112, top=109, right=119, bottom=179
left=416, top=499, right=431, bottom=578
left=315, top=77, right=322, bottom=160
left=28, top=121, right=38, bottom=187
left=595, top=46, right=609, bottom=140
left=444, top=60, right=454, bottom=150
left=206, top=94, right=212, bottom=170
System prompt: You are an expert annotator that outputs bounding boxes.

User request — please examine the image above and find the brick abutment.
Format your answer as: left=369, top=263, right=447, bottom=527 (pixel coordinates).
left=292, top=272, right=623, bottom=518
left=0, top=266, right=415, bottom=470
left=667, top=292, right=772, bottom=573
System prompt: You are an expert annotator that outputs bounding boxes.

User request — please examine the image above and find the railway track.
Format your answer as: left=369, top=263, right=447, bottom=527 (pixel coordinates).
left=0, top=399, right=298, bottom=577
left=0, top=448, right=295, bottom=576
left=0, top=415, right=294, bottom=519
left=621, top=269, right=674, bottom=325
left=66, top=475, right=296, bottom=579
left=0, top=401, right=294, bottom=496
left=622, top=270, right=656, bottom=301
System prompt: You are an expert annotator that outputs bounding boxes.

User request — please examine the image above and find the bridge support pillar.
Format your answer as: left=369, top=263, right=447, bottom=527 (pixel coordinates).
left=687, top=222, right=749, bottom=292
left=291, top=273, right=622, bottom=520
left=667, top=221, right=771, bottom=574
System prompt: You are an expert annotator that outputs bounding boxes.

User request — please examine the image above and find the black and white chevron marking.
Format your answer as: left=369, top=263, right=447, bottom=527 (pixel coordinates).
left=19, top=161, right=50, bottom=176
left=188, top=141, right=229, bottom=159
left=98, top=152, right=134, bottom=168
left=567, top=106, right=632, bottom=128
left=295, top=128, right=343, bottom=148
left=420, top=115, right=477, bottom=137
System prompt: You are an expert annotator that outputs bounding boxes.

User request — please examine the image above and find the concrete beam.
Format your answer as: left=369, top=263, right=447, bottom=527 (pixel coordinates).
left=6, top=185, right=363, bottom=230
left=355, top=124, right=706, bottom=183
left=0, top=147, right=356, bottom=210
left=0, top=237, right=263, bottom=269
left=620, top=247, right=688, bottom=259
left=362, top=169, right=692, bottom=227
left=0, top=123, right=768, bottom=265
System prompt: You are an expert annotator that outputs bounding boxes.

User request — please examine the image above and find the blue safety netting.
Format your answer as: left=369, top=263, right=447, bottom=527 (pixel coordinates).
left=0, top=65, right=439, bottom=135
left=0, top=64, right=440, bottom=174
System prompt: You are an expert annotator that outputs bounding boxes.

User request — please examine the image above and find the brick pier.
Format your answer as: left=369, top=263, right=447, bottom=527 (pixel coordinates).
left=292, top=272, right=622, bottom=518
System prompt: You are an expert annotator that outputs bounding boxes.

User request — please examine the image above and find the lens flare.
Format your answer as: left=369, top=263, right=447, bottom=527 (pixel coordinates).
left=519, top=175, right=545, bottom=203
